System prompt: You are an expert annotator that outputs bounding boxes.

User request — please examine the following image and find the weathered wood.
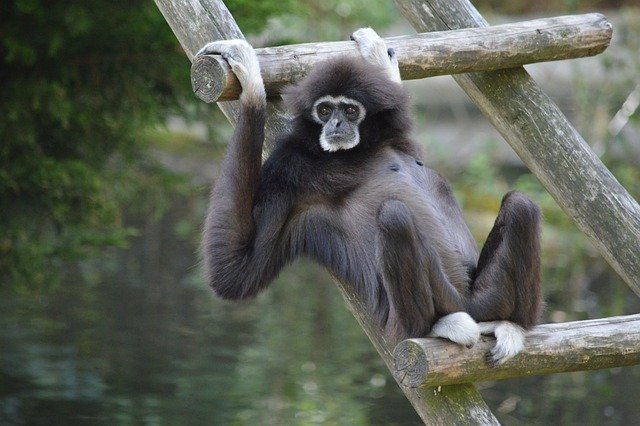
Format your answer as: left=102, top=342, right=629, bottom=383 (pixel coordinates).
left=394, top=314, right=640, bottom=388
left=191, top=13, right=611, bottom=102
left=155, top=0, right=499, bottom=424
left=395, top=0, right=640, bottom=296
left=154, top=0, right=287, bottom=148
left=332, top=278, right=500, bottom=425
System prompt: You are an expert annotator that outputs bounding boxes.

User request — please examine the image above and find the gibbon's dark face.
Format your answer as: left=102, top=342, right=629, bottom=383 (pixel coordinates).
left=311, top=95, right=366, bottom=152
left=283, top=56, right=411, bottom=154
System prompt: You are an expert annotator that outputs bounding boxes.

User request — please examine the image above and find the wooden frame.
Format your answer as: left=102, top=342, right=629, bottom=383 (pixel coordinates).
left=395, top=314, right=640, bottom=388
left=154, top=0, right=640, bottom=423
left=192, top=13, right=611, bottom=102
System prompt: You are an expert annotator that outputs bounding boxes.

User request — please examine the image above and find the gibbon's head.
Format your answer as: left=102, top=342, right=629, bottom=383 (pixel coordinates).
left=284, top=56, right=411, bottom=152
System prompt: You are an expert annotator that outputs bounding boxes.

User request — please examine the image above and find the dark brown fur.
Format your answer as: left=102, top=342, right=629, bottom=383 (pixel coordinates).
left=202, top=57, right=542, bottom=343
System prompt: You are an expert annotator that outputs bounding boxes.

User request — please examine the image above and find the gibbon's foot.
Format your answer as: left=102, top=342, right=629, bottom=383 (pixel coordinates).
left=351, top=27, right=401, bottom=84
left=196, top=39, right=265, bottom=105
left=429, top=312, right=480, bottom=348
left=478, top=321, right=526, bottom=365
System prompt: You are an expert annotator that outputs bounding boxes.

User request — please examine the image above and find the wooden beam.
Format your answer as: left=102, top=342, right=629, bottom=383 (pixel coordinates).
left=191, top=13, right=611, bottom=103
left=394, top=314, right=640, bottom=388
left=154, top=0, right=499, bottom=424
left=395, top=0, right=640, bottom=296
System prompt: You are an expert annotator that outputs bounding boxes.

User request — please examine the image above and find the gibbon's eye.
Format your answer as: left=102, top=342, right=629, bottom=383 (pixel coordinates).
left=317, top=104, right=332, bottom=118
left=344, top=105, right=359, bottom=120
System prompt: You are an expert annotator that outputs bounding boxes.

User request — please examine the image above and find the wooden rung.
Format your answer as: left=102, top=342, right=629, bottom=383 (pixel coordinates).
left=191, top=13, right=611, bottom=103
left=394, top=314, right=640, bottom=388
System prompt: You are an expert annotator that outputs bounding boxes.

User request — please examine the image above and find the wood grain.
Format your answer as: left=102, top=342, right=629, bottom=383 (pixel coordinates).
left=192, top=13, right=612, bottom=102
left=394, top=315, right=640, bottom=388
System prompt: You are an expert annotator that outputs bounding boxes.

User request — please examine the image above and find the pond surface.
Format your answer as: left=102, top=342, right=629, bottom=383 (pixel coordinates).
left=2, top=194, right=640, bottom=425
left=0, top=201, right=422, bottom=425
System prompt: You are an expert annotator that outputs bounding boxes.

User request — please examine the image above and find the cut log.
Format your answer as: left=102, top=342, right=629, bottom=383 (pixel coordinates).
left=192, top=13, right=611, bottom=102
left=394, top=314, right=640, bottom=388
left=154, top=0, right=288, bottom=147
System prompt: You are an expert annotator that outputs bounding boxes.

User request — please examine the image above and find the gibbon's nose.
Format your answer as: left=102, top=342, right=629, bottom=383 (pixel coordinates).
left=332, top=118, right=342, bottom=129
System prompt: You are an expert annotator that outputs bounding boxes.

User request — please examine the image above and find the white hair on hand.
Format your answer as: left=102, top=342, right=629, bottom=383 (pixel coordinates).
left=429, top=312, right=480, bottom=348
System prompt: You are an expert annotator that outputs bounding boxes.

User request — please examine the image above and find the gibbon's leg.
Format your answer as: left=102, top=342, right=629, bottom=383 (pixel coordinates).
left=468, top=191, right=543, bottom=364
left=377, top=199, right=434, bottom=342
left=377, top=200, right=478, bottom=347
left=351, top=28, right=402, bottom=84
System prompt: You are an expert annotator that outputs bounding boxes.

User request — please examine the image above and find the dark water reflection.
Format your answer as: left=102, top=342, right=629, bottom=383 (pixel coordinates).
left=2, top=195, right=639, bottom=425
left=0, top=201, right=421, bottom=425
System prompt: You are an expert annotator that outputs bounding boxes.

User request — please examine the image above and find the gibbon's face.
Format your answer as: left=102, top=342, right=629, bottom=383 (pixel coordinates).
left=311, top=95, right=366, bottom=152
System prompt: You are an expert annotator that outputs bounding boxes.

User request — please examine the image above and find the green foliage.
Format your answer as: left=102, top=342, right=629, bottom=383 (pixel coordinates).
left=473, top=0, right=633, bottom=14
left=0, top=1, right=196, bottom=289
left=0, top=0, right=313, bottom=290
left=258, top=0, right=398, bottom=45
left=227, top=0, right=299, bottom=33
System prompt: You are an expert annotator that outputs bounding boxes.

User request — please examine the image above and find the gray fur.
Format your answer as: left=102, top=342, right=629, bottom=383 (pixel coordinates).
left=199, top=32, right=542, bottom=364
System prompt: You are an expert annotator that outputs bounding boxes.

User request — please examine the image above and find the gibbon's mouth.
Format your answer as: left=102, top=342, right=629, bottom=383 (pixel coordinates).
left=325, top=131, right=354, bottom=142
left=319, top=129, right=360, bottom=152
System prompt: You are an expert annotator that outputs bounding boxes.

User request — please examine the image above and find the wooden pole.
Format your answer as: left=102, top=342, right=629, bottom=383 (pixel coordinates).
left=394, top=314, right=640, bottom=388
left=191, top=13, right=611, bottom=103
left=395, top=0, right=640, bottom=297
left=154, top=0, right=499, bottom=424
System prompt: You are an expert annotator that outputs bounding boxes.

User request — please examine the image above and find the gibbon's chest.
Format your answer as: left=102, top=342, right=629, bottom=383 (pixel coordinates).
left=332, top=148, right=476, bottom=288
left=349, top=148, right=438, bottom=205
left=292, top=146, right=475, bottom=286
left=331, top=148, right=452, bottom=234
left=293, top=147, right=461, bottom=235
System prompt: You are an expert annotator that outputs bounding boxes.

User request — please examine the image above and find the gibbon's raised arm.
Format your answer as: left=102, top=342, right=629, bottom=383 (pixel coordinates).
left=199, top=40, right=292, bottom=299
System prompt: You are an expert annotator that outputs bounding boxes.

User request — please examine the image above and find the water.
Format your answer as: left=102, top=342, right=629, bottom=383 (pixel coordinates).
left=2, top=191, right=639, bottom=425
left=0, top=202, right=421, bottom=425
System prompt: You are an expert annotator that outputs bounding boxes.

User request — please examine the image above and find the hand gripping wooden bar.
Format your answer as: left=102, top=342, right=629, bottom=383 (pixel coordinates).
left=191, top=13, right=611, bottom=103
left=393, top=314, right=640, bottom=388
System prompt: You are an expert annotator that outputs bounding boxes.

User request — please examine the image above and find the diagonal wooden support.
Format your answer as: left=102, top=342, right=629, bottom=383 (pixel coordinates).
left=192, top=13, right=611, bottom=103
left=394, top=314, right=640, bottom=388
left=395, top=0, right=640, bottom=297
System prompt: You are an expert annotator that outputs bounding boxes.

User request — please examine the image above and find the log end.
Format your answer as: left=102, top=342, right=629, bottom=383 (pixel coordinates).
left=393, top=339, right=429, bottom=388
left=191, top=55, right=240, bottom=103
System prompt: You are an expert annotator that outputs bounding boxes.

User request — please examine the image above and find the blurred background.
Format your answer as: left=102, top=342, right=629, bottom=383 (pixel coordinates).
left=1, top=0, right=639, bottom=424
